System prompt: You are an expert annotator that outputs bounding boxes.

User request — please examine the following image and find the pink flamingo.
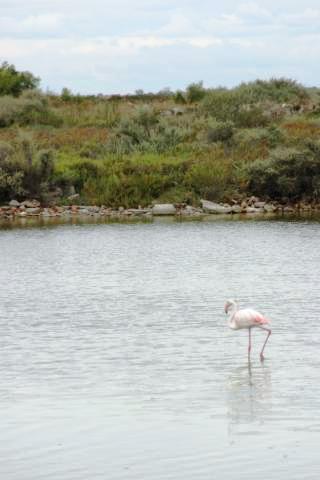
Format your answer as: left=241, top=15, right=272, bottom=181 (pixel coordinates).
left=224, top=299, right=272, bottom=360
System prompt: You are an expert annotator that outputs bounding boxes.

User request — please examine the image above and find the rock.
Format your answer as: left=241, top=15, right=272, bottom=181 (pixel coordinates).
left=17, top=211, right=27, bottom=217
left=283, top=206, right=294, bottom=213
left=245, top=206, right=264, bottom=214
left=247, top=196, right=259, bottom=206
left=41, top=209, right=52, bottom=217
left=172, top=107, right=185, bottom=116
left=127, top=208, right=151, bottom=215
left=26, top=207, right=41, bottom=215
left=231, top=205, right=242, bottom=213
left=22, top=199, right=41, bottom=208
left=201, top=199, right=232, bottom=214
left=9, top=200, right=20, bottom=207
left=88, top=206, right=100, bottom=213
left=264, top=204, right=277, bottom=213
left=152, top=204, right=176, bottom=215
left=254, top=201, right=266, bottom=208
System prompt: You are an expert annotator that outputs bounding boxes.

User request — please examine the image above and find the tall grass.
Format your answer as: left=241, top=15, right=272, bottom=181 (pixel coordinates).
left=0, top=78, right=320, bottom=205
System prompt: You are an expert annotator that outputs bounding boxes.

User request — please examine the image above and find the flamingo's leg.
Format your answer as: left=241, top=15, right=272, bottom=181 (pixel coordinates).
left=248, top=327, right=252, bottom=357
left=259, top=326, right=272, bottom=360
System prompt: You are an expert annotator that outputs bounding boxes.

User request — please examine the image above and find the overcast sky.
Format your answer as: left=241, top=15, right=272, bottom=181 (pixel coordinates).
left=0, top=0, right=319, bottom=94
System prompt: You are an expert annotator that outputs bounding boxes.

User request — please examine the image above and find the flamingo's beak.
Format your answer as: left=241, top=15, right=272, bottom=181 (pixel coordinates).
left=224, top=304, right=228, bottom=314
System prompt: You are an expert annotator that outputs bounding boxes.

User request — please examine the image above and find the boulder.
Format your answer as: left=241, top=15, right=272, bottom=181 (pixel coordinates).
left=26, top=207, right=41, bottom=215
left=201, top=199, right=232, bottom=214
left=181, top=205, right=202, bottom=216
left=231, top=205, right=242, bottom=214
left=245, top=206, right=264, bottom=214
left=88, top=206, right=100, bottom=213
left=152, top=204, right=176, bottom=215
left=127, top=208, right=151, bottom=216
left=22, top=199, right=41, bottom=208
left=9, top=200, right=20, bottom=207
left=264, top=204, right=277, bottom=213
left=283, top=206, right=294, bottom=213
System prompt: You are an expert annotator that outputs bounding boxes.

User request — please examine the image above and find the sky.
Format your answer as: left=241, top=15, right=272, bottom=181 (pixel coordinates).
left=0, top=0, right=320, bottom=94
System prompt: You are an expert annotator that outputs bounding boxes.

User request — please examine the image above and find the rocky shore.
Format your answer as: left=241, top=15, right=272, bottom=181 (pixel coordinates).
left=0, top=197, right=318, bottom=222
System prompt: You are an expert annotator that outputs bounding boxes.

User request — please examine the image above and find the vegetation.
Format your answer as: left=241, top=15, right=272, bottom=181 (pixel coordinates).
left=0, top=62, right=40, bottom=97
left=1, top=63, right=320, bottom=206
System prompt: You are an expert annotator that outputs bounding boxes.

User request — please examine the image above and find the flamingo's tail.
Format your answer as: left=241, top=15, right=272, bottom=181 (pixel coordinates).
left=254, top=314, right=270, bottom=325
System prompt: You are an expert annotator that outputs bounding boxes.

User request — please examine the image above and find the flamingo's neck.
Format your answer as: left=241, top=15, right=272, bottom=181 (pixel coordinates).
left=227, top=301, right=238, bottom=329
left=228, top=301, right=238, bottom=314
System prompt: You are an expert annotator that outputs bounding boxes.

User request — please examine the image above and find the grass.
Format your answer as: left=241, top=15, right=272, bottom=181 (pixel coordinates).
left=0, top=77, right=320, bottom=205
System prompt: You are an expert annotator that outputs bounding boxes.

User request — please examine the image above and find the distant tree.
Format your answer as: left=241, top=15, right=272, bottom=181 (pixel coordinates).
left=186, top=81, right=206, bottom=103
left=0, top=62, right=40, bottom=96
left=174, top=91, right=187, bottom=104
left=61, top=87, right=73, bottom=101
left=157, top=87, right=172, bottom=97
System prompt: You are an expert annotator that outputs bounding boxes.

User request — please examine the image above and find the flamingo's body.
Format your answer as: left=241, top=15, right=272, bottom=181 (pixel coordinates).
left=225, top=300, right=271, bottom=359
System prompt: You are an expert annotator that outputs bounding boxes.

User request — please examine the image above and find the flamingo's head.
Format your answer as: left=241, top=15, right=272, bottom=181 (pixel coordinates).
left=224, top=299, right=236, bottom=314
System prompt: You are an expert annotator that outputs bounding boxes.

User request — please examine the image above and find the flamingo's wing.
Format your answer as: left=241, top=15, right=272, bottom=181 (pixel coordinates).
left=234, top=309, right=270, bottom=328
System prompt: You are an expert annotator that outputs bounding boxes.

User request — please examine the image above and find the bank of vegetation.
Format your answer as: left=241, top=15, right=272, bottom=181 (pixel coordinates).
left=1, top=61, right=320, bottom=207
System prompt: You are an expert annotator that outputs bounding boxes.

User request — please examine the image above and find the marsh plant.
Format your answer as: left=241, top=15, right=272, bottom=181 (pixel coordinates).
left=0, top=63, right=320, bottom=205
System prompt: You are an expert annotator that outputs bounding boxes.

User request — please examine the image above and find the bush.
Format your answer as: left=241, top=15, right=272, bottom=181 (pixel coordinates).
left=234, top=125, right=284, bottom=149
left=0, top=91, right=63, bottom=127
left=248, top=144, right=320, bottom=199
left=0, top=96, right=20, bottom=127
left=235, top=78, right=309, bottom=104
left=234, top=105, right=270, bottom=128
left=202, top=89, right=243, bottom=122
left=207, top=120, right=234, bottom=143
left=186, top=81, right=206, bottom=103
left=184, top=149, right=237, bottom=201
left=0, top=62, right=40, bottom=97
left=174, top=91, right=187, bottom=104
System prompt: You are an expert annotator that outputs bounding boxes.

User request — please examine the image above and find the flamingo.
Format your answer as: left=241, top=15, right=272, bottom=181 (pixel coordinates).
left=224, top=299, right=272, bottom=360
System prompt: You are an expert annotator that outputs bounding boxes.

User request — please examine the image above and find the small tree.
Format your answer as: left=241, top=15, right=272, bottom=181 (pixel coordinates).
left=186, top=81, right=206, bottom=103
left=0, top=62, right=40, bottom=96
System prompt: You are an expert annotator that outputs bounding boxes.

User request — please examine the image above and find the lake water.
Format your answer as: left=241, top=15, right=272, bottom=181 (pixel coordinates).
left=0, top=217, right=320, bottom=479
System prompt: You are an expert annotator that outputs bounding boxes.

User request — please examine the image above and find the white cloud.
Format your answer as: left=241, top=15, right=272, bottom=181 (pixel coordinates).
left=0, top=1, right=320, bottom=92
left=0, top=13, right=63, bottom=35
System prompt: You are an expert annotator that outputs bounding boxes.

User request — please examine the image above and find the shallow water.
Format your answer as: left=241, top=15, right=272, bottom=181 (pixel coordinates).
left=0, top=218, right=320, bottom=479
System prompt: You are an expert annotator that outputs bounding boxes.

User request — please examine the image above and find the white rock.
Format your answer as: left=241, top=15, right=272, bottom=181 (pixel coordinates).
left=231, top=205, right=242, bottom=213
left=201, top=199, right=232, bottom=214
left=264, top=204, right=277, bottom=213
left=245, top=206, right=264, bottom=214
left=152, top=204, right=176, bottom=215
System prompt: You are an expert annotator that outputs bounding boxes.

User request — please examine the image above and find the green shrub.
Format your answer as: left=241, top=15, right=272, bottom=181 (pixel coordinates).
left=202, top=89, right=243, bottom=122
left=174, top=91, right=187, bottom=104
left=0, top=91, right=63, bottom=127
left=248, top=144, right=320, bottom=199
left=0, top=96, right=20, bottom=127
left=207, top=120, right=234, bottom=143
left=234, top=106, right=270, bottom=128
left=0, top=62, right=40, bottom=97
left=186, top=81, right=206, bottom=103
left=235, top=78, right=309, bottom=104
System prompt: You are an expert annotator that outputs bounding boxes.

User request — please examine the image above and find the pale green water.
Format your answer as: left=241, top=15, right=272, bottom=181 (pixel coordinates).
left=0, top=218, right=319, bottom=479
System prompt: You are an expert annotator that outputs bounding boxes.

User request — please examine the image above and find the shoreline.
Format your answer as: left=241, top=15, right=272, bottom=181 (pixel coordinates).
left=1, top=207, right=320, bottom=231
left=0, top=197, right=319, bottom=223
